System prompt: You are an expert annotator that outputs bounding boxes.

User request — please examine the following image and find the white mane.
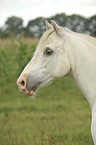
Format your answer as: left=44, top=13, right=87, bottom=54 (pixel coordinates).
left=64, top=29, right=96, bottom=106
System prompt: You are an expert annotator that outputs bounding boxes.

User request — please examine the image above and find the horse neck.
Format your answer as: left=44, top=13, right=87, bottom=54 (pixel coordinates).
left=66, top=31, right=96, bottom=109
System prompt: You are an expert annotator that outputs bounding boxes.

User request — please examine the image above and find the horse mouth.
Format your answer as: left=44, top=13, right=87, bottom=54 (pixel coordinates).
left=26, top=78, right=54, bottom=96
left=27, top=86, right=38, bottom=96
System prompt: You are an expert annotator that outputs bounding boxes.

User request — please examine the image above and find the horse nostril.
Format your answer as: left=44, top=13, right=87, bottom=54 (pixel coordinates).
left=21, top=80, right=25, bottom=86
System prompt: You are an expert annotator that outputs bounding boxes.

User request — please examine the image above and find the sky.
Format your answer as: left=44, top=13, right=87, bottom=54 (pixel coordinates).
left=0, top=0, right=96, bottom=27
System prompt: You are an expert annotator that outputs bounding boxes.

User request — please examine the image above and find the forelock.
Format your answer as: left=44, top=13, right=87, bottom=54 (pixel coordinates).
left=35, top=29, right=54, bottom=54
left=38, top=29, right=54, bottom=46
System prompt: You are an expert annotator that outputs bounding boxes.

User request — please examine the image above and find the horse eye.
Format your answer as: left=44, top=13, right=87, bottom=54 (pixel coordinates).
left=44, top=48, right=53, bottom=56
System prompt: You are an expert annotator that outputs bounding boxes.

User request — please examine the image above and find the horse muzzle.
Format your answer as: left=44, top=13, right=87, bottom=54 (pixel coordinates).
left=17, top=74, right=39, bottom=96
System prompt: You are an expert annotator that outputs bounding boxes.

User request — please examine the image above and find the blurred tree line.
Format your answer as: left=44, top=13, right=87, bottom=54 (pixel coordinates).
left=0, top=13, right=96, bottom=38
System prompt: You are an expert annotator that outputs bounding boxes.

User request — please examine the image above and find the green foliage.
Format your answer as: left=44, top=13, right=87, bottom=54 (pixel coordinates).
left=0, top=13, right=96, bottom=38
left=0, top=39, right=93, bottom=145
left=26, top=17, right=46, bottom=37
left=5, top=16, right=23, bottom=37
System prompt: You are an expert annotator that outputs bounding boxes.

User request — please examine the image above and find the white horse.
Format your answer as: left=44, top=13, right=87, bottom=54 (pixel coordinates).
left=17, top=20, right=96, bottom=144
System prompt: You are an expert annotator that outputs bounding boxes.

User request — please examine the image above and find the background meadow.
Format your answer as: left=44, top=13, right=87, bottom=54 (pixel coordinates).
left=0, top=38, right=93, bottom=145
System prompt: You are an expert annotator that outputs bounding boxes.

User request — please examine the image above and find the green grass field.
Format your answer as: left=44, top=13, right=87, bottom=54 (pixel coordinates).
left=0, top=38, right=93, bottom=145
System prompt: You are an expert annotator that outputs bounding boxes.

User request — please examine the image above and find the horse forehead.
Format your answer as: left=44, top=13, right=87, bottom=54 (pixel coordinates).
left=36, top=29, right=56, bottom=52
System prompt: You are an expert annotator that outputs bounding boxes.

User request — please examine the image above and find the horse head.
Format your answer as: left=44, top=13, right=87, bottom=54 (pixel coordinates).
left=17, top=21, right=70, bottom=96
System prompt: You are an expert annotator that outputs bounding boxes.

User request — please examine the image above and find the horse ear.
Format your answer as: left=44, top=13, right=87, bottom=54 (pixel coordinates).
left=45, top=20, right=53, bottom=30
left=51, top=20, right=62, bottom=35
